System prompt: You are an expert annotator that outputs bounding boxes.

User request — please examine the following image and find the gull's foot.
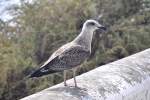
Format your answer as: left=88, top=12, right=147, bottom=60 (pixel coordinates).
left=64, top=84, right=68, bottom=86
left=64, top=82, right=68, bottom=86
left=75, top=84, right=78, bottom=88
left=69, top=85, right=87, bottom=91
left=69, top=84, right=79, bottom=88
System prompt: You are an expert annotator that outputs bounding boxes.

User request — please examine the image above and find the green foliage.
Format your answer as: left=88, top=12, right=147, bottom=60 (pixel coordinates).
left=0, top=0, right=150, bottom=99
left=0, top=33, right=36, bottom=99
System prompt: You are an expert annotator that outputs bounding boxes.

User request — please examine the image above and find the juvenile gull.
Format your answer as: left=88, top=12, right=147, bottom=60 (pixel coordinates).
left=29, top=19, right=106, bottom=87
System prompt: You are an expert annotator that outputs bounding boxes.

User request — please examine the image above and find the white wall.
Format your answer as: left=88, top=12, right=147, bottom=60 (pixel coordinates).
left=21, top=49, right=150, bottom=100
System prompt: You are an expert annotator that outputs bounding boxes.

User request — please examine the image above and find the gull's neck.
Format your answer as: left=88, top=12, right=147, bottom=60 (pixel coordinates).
left=73, top=26, right=95, bottom=51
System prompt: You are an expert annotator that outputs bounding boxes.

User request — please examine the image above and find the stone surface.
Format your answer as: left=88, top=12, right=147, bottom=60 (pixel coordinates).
left=21, top=49, right=150, bottom=100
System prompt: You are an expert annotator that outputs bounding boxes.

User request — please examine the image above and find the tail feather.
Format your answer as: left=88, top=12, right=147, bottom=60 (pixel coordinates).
left=29, top=67, right=57, bottom=78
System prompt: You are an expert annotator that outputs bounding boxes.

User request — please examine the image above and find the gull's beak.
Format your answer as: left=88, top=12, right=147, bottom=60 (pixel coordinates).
left=98, top=25, right=107, bottom=31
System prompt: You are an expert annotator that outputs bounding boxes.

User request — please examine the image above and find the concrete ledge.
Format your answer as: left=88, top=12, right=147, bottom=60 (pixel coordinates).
left=21, top=49, right=150, bottom=100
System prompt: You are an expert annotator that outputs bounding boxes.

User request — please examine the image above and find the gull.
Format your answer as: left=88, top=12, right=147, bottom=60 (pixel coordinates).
left=29, top=19, right=106, bottom=87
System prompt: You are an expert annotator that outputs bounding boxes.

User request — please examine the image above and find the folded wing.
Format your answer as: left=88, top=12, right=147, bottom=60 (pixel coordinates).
left=29, top=43, right=90, bottom=78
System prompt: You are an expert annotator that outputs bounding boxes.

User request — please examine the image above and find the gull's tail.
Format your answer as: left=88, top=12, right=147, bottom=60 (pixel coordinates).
left=28, top=67, right=58, bottom=78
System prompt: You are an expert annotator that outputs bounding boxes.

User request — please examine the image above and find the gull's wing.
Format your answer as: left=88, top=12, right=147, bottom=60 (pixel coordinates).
left=41, top=42, right=73, bottom=68
left=29, top=43, right=90, bottom=78
left=50, top=45, right=90, bottom=70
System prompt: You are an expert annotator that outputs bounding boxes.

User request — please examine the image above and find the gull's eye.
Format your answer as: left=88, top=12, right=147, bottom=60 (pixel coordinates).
left=89, top=22, right=95, bottom=26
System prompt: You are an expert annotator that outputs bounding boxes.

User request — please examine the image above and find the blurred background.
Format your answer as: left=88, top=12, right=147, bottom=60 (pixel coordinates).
left=0, top=0, right=150, bottom=99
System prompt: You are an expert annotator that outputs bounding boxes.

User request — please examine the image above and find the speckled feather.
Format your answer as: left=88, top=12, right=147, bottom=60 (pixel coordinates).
left=45, top=43, right=90, bottom=71
left=29, top=19, right=103, bottom=78
left=30, top=42, right=90, bottom=77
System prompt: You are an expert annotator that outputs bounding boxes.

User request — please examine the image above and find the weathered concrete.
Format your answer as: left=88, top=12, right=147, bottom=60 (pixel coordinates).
left=21, top=49, right=150, bottom=100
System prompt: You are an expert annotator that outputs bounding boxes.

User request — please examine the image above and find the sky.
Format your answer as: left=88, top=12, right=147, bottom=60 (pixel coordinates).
left=0, top=0, right=20, bottom=21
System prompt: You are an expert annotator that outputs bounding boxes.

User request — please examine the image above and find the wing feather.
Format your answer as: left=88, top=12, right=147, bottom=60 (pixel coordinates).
left=41, top=42, right=72, bottom=68
left=30, top=43, right=90, bottom=77
left=50, top=44, right=90, bottom=70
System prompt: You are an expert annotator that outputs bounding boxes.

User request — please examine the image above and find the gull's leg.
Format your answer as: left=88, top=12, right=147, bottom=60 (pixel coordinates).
left=73, top=68, right=78, bottom=87
left=64, top=70, right=67, bottom=86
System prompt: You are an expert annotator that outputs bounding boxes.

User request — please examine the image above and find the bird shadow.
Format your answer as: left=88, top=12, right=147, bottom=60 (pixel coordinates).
left=45, top=86, right=92, bottom=99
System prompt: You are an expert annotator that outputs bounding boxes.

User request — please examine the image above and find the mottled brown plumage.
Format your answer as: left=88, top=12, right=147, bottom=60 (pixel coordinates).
left=41, top=43, right=90, bottom=71
left=29, top=19, right=106, bottom=87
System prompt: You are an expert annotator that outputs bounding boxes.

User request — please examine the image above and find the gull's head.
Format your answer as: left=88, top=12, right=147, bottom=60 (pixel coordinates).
left=83, top=19, right=106, bottom=32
